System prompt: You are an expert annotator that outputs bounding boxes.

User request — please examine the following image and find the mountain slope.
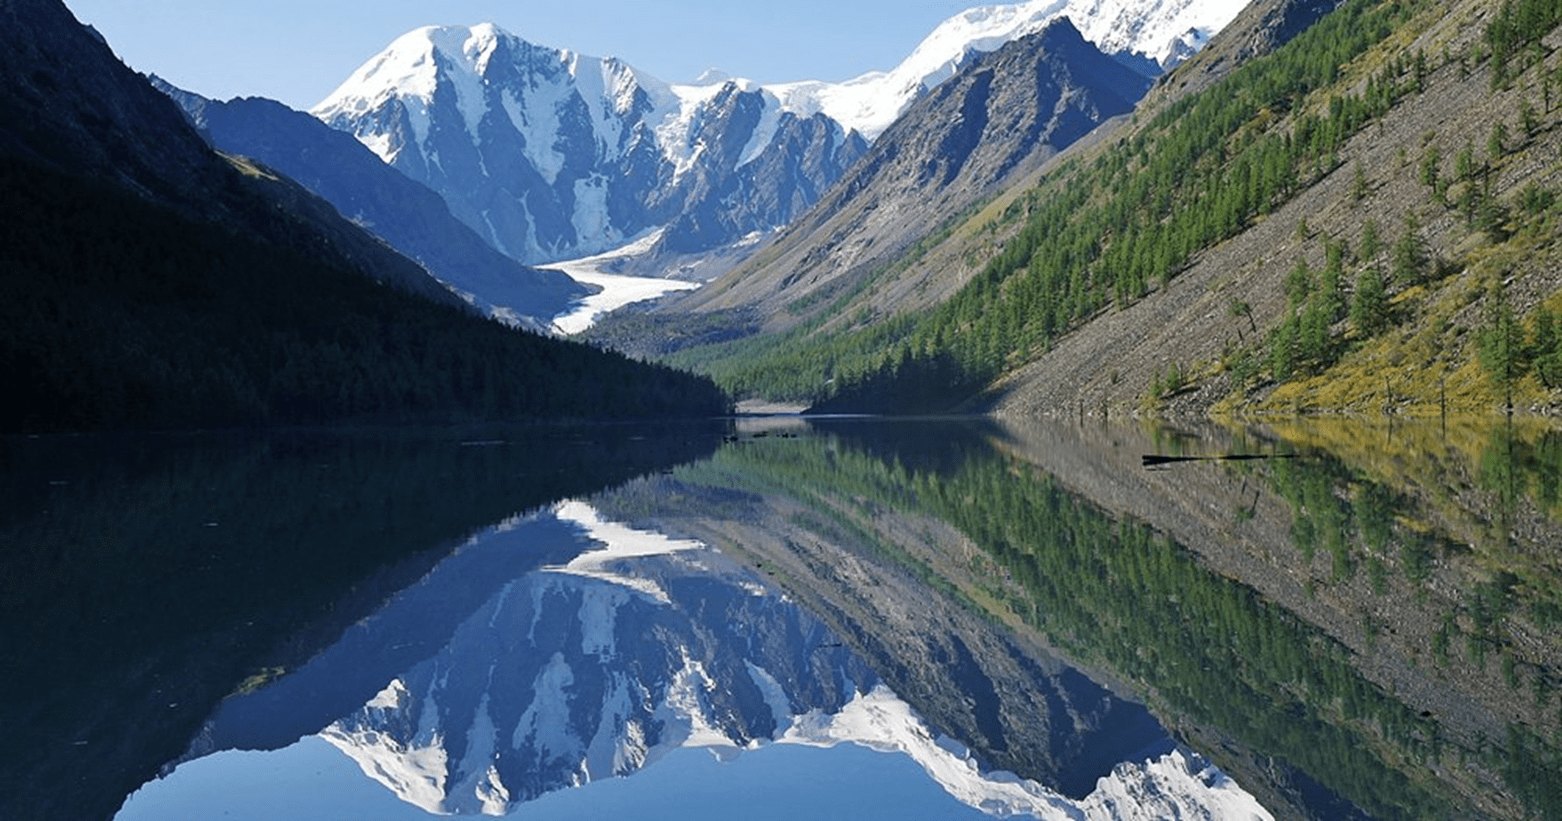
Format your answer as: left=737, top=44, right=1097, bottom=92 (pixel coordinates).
left=306, top=1, right=1247, bottom=276
left=627, top=0, right=1562, bottom=417
left=0, top=0, right=729, bottom=431
left=658, top=17, right=1152, bottom=334
left=154, top=82, right=589, bottom=329
left=587, top=18, right=1157, bottom=398
left=764, top=0, right=1245, bottom=140
left=984, top=0, right=1562, bottom=418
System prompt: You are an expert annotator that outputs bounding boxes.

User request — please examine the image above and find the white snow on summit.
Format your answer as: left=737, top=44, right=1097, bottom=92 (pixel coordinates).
left=782, top=0, right=1249, bottom=138
left=313, top=0, right=1248, bottom=152
left=306, top=0, right=1247, bottom=264
left=542, top=499, right=705, bottom=602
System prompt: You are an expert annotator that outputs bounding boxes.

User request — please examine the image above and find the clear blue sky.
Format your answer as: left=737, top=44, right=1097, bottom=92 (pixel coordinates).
left=64, top=0, right=985, bottom=111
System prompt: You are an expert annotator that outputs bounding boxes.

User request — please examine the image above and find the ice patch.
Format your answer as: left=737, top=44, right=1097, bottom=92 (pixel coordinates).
left=542, top=500, right=706, bottom=601
left=546, top=233, right=701, bottom=334
left=513, top=652, right=578, bottom=754
left=571, top=175, right=612, bottom=243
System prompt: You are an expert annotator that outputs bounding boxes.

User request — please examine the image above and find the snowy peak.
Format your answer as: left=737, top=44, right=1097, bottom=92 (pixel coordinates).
left=312, top=22, right=866, bottom=264
left=1067, top=0, right=1249, bottom=64
left=776, top=0, right=1248, bottom=139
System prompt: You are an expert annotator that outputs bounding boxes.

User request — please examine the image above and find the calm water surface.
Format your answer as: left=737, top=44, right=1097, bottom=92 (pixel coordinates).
left=5, top=416, right=1560, bottom=821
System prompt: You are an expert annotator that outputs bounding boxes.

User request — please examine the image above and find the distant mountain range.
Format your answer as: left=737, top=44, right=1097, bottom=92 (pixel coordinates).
left=306, top=0, right=1247, bottom=271
left=312, top=24, right=868, bottom=266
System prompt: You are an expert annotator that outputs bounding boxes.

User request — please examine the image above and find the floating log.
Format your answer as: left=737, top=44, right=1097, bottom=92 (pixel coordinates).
left=1142, top=453, right=1298, bottom=467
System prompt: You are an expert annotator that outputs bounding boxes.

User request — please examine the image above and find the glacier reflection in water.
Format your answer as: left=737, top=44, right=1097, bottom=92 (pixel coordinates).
left=116, top=492, right=1267, bottom=820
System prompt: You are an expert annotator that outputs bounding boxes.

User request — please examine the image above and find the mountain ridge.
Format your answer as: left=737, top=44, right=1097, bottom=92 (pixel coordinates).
left=312, top=24, right=868, bottom=266
left=585, top=17, right=1157, bottom=394
left=661, top=17, right=1154, bottom=331
left=153, top=80, right=590, bottom=329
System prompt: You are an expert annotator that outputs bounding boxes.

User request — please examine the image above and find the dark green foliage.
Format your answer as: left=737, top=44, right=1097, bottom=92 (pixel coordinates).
left=1323, top=240, right=1349, bottom=322
left=1360, top=219, right=1383, bottom=263
left=1269, top=308, right=1299, bottom=381
left=1503, top=724, right=1562, bottom=821
left=0, top=158, right=729, bottom=432
left=807, top=350, right=989, bottom=414
left=1520, top=181, right=1558, bottom=216
left=1391, top=214, right=1431, bottom=285
left=1419, top=143, right=1443, bottom=198
left=1455, top=143, right=1477, bottom=181
left=1486, top=0, right=1562, bottom=88
left=1287, top=258, right=1315, bottom=306
left=1151, top=360, right=1187, bottom=400
left=1479, top=280, right=1525, bottom=400
left=1534, top=308, right=1562, bottom=388
left=1352, top=263, right=1391, bottom=337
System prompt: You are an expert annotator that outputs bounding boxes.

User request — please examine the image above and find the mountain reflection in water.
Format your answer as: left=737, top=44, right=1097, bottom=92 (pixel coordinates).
left=6, top=416, right=1560, bottom=820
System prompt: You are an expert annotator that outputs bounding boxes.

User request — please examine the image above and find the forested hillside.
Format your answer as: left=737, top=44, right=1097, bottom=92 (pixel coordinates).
left=648, top=0, right=1562, bottom=417
left=0, top=157, right=729, bottom=431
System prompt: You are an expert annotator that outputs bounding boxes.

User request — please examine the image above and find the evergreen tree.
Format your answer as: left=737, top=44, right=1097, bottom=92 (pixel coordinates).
left=1360, top=220, right=1382, bottom=263
left=1479, top=279, right=1524, bottom=405
left=1270, top=309, right=1299, bottom=380
left=1287, top=259, right=1315, bottom=306
left=1323, top=240, right=1349, bottom=321
left=1352, top=264, right=1390, bottom=337
left=1533, top=308, right=1562, bottom=388
left=1391, top=215, right=1429, bottom=285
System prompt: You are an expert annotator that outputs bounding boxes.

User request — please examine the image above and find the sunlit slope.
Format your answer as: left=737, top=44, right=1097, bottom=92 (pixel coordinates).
left=637, top=0, right=1562, bottom=416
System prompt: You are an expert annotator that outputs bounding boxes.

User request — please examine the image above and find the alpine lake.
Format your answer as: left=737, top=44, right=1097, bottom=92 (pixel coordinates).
left=5, top=413, right=1561, bottom=821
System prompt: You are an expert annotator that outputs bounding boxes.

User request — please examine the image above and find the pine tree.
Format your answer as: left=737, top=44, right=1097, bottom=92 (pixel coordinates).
left=1391, top=215, right=1429, bottom=285
left=1532, top=308, right=1562, bottom=388
left=1360, top=220, right=1382, bottom=263
left=1479, top=279, right=1524, bottom=406
left=1352, top=264, right=1389, bottom=337
left=1323, top=240, right=1348, bottom=321
left=1287, top=259, right=1314, bottom=306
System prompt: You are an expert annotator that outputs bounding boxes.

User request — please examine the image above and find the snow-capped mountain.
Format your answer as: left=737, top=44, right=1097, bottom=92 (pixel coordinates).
left=313, top=25, right=866, bottom=264
left=656, top=17, right=1154, bottom=332
left=768, top=0, right=1247, bottom=140
left=310, top=0, right=1245, bottom=267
